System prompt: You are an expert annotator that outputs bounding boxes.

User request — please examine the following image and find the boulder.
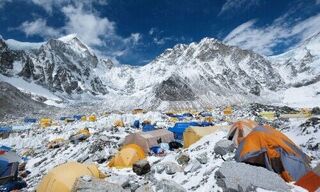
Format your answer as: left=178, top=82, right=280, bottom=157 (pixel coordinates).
left=135, top=184, right=154, bottom=192
left=311, top=107, right=320, bottom=115
left=214, top=140, right=235, bottom=156
left=156, top=179, right=186, bottom=192
left=184, top=160, right=201, bottom=173
left=176, top=153, right=190, bottom=165
left=72, top=177, right=128, bottom=192
left=196, top=152, right=208, bottom=164
left=153, top=163, right=165, bottom=174
left=133, top=160, right=151, bottom=176
left=163, top=162, right=183, bottom=175
left=215, top=161, right=290, bottom=192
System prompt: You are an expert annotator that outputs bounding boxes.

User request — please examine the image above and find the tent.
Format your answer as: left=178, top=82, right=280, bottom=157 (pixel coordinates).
left=182, top=113, right=193, bottom=117
left=73, top=115, right=85, bottom=120
left=259, top=111, right=276, bottom=121
left=37, top=162, right=104, bottom=192
left=123, top=129, right=174, bottom=153
left=199, top=111, right=212, bottom=117
left=183, top=126, right=229, bottom=148
left=227, top=119, right=258, bottom=146
left=295, top=164, right=320, bottom=192
left=133, top=120, right=140, bottom=128
left=0, top=147, right=22, bottom=186
left=24, top=118, right=37, bottom=123
left=114, top=120, right=124, bottom=127
left=0, top=127, right=12, bottom=139
left=235, top=125, right=311, bottom=182
left=168, top=122, right=212, bottom=140
left=108, top=144, right=145, bottom=168
left=168, top=122, right=199, bottom=140
left=223, top=106, right=233, bottom=115
left=39, top=118, right=52, bottom=128
left=59, top=117, right=70, bottom=121
left=132, top=109, right=144, bottom=114
left=142, top=124, right=155, bottom=132
left=64, top=118, right=75, bottom=123
left=88, top=115, right=96, bottom=122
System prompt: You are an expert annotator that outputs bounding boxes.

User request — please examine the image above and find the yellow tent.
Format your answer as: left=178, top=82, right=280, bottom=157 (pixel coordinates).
left=113, top=120, right=125, bottom=127
left=260, top=111, right=276, bottom=120
left=204, top=116, right=214, bottom=123
left=88, top=115, right=97, bottom=122
left=37, top=162, right=104, bottom=192
left=169, top=117, right=178, bottom=123
left=108, top=144, right=145, bottom=168
left=40, top=118, right=52, bottom=128
left=183, top=126, right=230, bottom=148
left=132, top=108, right=144, bottom=114
left=47, top=138, right=65, bottom=149
left=223, top=106, right=233, bottom=115
left=81, top=116, right=87, bottom=121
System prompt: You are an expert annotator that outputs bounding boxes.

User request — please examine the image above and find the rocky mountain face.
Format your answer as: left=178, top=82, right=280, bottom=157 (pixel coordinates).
left=0, top=81, right=53, bottom=121
left=271, top=32, right=320, bottom=88
left=0, top=34, right=108, bottom=96
left=1, top=33, right=319, bottom=109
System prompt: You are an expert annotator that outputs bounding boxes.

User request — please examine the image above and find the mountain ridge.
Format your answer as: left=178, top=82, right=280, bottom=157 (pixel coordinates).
left=1, top=33, right=319, bottom=109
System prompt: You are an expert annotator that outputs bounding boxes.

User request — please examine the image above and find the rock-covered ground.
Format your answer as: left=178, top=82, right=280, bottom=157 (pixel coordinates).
left=1, top=105, right=320, bottom=192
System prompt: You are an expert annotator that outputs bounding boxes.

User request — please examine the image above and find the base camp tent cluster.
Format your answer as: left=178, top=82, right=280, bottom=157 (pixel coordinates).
left=1, top=107, right=319, bottom=192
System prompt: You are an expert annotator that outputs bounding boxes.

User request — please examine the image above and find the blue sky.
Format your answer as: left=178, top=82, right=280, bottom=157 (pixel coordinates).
left=1, top=0, right=320, bottom=65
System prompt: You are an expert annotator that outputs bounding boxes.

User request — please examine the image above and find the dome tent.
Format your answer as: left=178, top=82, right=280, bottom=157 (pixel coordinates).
left=235, top=125, right=311, bottom=182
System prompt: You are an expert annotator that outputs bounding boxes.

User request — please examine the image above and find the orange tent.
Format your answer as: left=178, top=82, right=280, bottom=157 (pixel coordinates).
left=227, top=119, right=258, bottom=146
left=108, top=144, right=145, bottom=168
left=235, top=125, right=311, bottom=182
left=295, top=164, right=320, bottom=192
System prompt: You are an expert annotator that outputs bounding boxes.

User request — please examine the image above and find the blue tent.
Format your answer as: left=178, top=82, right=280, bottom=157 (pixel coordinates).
left=133, top=120, right=140, bottom=128
left=142, top=124, right=155, bottom=132
left=168, top=122, right=199, bottom=140
left=24, top=118, right=37, bottom=123
left=168, top=122, right=213, bottom=140
left=0, top=127, right=12, bottom=134
left=73, top=115, right=84, bottom=120
left=199, top=111, right=212, bottom=117
left=182, top=113, right=193, bottom=117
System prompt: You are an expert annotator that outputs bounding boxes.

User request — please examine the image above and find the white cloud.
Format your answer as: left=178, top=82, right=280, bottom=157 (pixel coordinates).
left=219, top=0, right=263, bottom=16
left=18, top=3, right=141, bottom=59
left=62, top=4, right=114, bottom=46
left=31, top=0, right=108, bottom=13
left=224, top=13, right=320, bottom=55
left=19, top=19, right=62, bottom=38
left=0, top=0, right=11, bottom=8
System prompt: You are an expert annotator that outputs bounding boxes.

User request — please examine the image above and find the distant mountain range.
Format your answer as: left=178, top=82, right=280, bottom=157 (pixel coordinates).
left=1, top=33, right=320, bottom=110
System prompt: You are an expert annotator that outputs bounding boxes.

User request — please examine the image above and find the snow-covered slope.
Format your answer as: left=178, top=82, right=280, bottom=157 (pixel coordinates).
left=2, top=33, right=320, bottom=110
left=101, top=38, right=284, bottom=110
left=271, top=32, right=320, bottom=87
left=0, top=35, right=108, bottom=98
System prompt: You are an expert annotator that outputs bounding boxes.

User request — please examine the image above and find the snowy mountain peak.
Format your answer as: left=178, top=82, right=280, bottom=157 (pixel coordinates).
left=58, top=33, right=78, bottom=42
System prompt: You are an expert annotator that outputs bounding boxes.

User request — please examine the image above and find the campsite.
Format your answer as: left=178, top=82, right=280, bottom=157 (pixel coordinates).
left=1, top=1, right=320, bottom=191
left=1, top=105, right=320, bottom=191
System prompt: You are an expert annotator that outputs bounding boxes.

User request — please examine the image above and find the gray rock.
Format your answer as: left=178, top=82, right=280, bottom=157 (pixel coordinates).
left=72, top=177, right=128, bottom=192
left=135, top=184, right=154, bottom=192
left=164, top=162, right=183, bottom=175
left=176, top=153, right=190, bottom=165
left=214, top=140, right=235, bottom=156
left=184, top=160, right=202, bottom=173
left=154, top=163, right=165, bottom=174
left=133, top=160, right=151, bottom=176
left=156, top=179, right=186, bottom=192
left=81, top=175, right=92, bottom=182
left=215, top=161, right=290, bottom=192
left=196, top=152, right=208, bottom=164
